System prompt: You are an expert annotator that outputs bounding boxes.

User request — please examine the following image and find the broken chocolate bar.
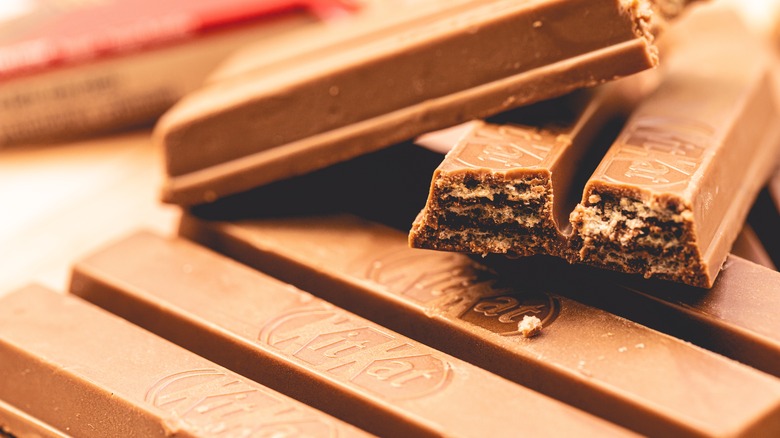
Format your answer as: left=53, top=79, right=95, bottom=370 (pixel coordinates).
left=157, top=0, right=661, bottom=205
left=179, top=212, right=780, bottom=436
left=409, top=79, right=649, bottom=259
left=570, top=11, right=779, bottom=287
left=411, top=7, right=780, bottom=287
left=0, top=285, right=368, bottom=438
left=70, top=232, right=633, bottom=437
left=747, top=174, right=780, bottom=267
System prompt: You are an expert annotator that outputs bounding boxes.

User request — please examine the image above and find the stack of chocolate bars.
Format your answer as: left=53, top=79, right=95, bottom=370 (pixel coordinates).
left=3, top=1, right=780, bottom=436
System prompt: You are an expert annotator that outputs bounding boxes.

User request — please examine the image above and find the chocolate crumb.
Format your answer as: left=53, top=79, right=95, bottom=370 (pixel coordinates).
left=518, top=315, right=543, bottom=338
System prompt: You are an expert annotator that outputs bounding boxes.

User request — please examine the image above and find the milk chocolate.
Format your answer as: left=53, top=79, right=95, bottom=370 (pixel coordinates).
left=178, top=213, right=780, bottom=436
left=69, top=232, right=632, bottom=437
left=157, top=0, right=661, bottom=205
left=559, top=254, right=780, bottom=378
left=411, top=8, right=780, bottom=287
left=0, top=399, right=66, bottom=438
left=0, top=285, right=368, bottom=438
left=409, top=77, right=652, bottom=259
left=570, top=8, right=780, bottom=287
left=731, top=225, right=776, bottom=270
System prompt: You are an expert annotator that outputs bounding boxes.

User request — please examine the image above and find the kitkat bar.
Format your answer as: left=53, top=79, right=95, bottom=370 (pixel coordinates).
left=731, top=225, right=776, bottom=270
left=409, top=76, right=654, bottom=259
left=0, top=398, right=66, bottom=438
left=561, top=254, right=780, bottom=378
left=411, top=7, right=780, bottom=287
left=69, top=232, right=633, bottom=437
left=0, top=285, right=368, bottom=438
left=156, top=0, right=662, bottom=205
left=569, top=10, right=780, bottom=288
left=178, top=213, right=780, bottom=436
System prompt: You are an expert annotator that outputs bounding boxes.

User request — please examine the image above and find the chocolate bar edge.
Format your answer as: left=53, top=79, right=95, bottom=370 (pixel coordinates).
left=160, top=38, right=655, bottom=205
left=0, top=397, right=67, bottom=438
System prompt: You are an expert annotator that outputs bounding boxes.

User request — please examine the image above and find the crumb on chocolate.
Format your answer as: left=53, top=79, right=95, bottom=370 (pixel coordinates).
left=518, top=315, right=543, bottom=338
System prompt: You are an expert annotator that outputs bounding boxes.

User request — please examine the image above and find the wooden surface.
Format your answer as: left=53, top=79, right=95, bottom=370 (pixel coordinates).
left=0, top=131, right=179, bottom=295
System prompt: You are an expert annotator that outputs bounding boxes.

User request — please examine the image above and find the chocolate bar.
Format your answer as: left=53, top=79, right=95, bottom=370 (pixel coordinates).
left=559, top=254, right=780, bottom=378
left=157, top=0, right=662, bottom=205
left=731, top=225, right=776, bottom=270
left=178, top=212, right=780, bottom=436
left=0, top=399, right=65, bottom=438
left=186, top=141, right=445, bottom=232
left=411, top=7, right=780, bottom=287
left=69, top=232, right=633, bottom=437
left=570, top=9, right=779, bottom=287
left=0, top=285, right=368, bottom=438
left=409, top=77, right=651, bottom=259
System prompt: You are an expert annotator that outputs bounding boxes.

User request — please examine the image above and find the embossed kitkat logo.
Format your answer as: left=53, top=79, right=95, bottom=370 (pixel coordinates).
left=602, top=116, right=714, bottom=188
left=454, top=124, right=557, bottom=169
left=460, top=294, right=559, bottom=336
left=355, top=249, right=560, bottom=336
left=259, top=307, right=451, bottom=400
left=145, top=369, right=337, bottom=437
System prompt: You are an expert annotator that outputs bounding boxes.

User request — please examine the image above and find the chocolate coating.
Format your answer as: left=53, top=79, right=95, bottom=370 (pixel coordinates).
left=566, top=254, right=780, bottom=378
left=410, top=7, right=780, bottom=287
left=70, top=232, right=633, bottom=438
left=0, top=285, right=368, bottom=438
left=732, top=225, right=776, bottom=270
left=571, top=13, right=780, bottom=286
left=180, top=212, right=780, bottom=437
left=157, top=0, right=659, bottom=205
left=409, top=80, right=648, bottom=259
left=0, top=398, right=66, bottom=438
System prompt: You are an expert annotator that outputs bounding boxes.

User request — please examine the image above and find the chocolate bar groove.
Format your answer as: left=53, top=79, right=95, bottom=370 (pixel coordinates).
left=0, top=398, right=66, bottom=438
left=0, top=286, right=367, bottom=438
